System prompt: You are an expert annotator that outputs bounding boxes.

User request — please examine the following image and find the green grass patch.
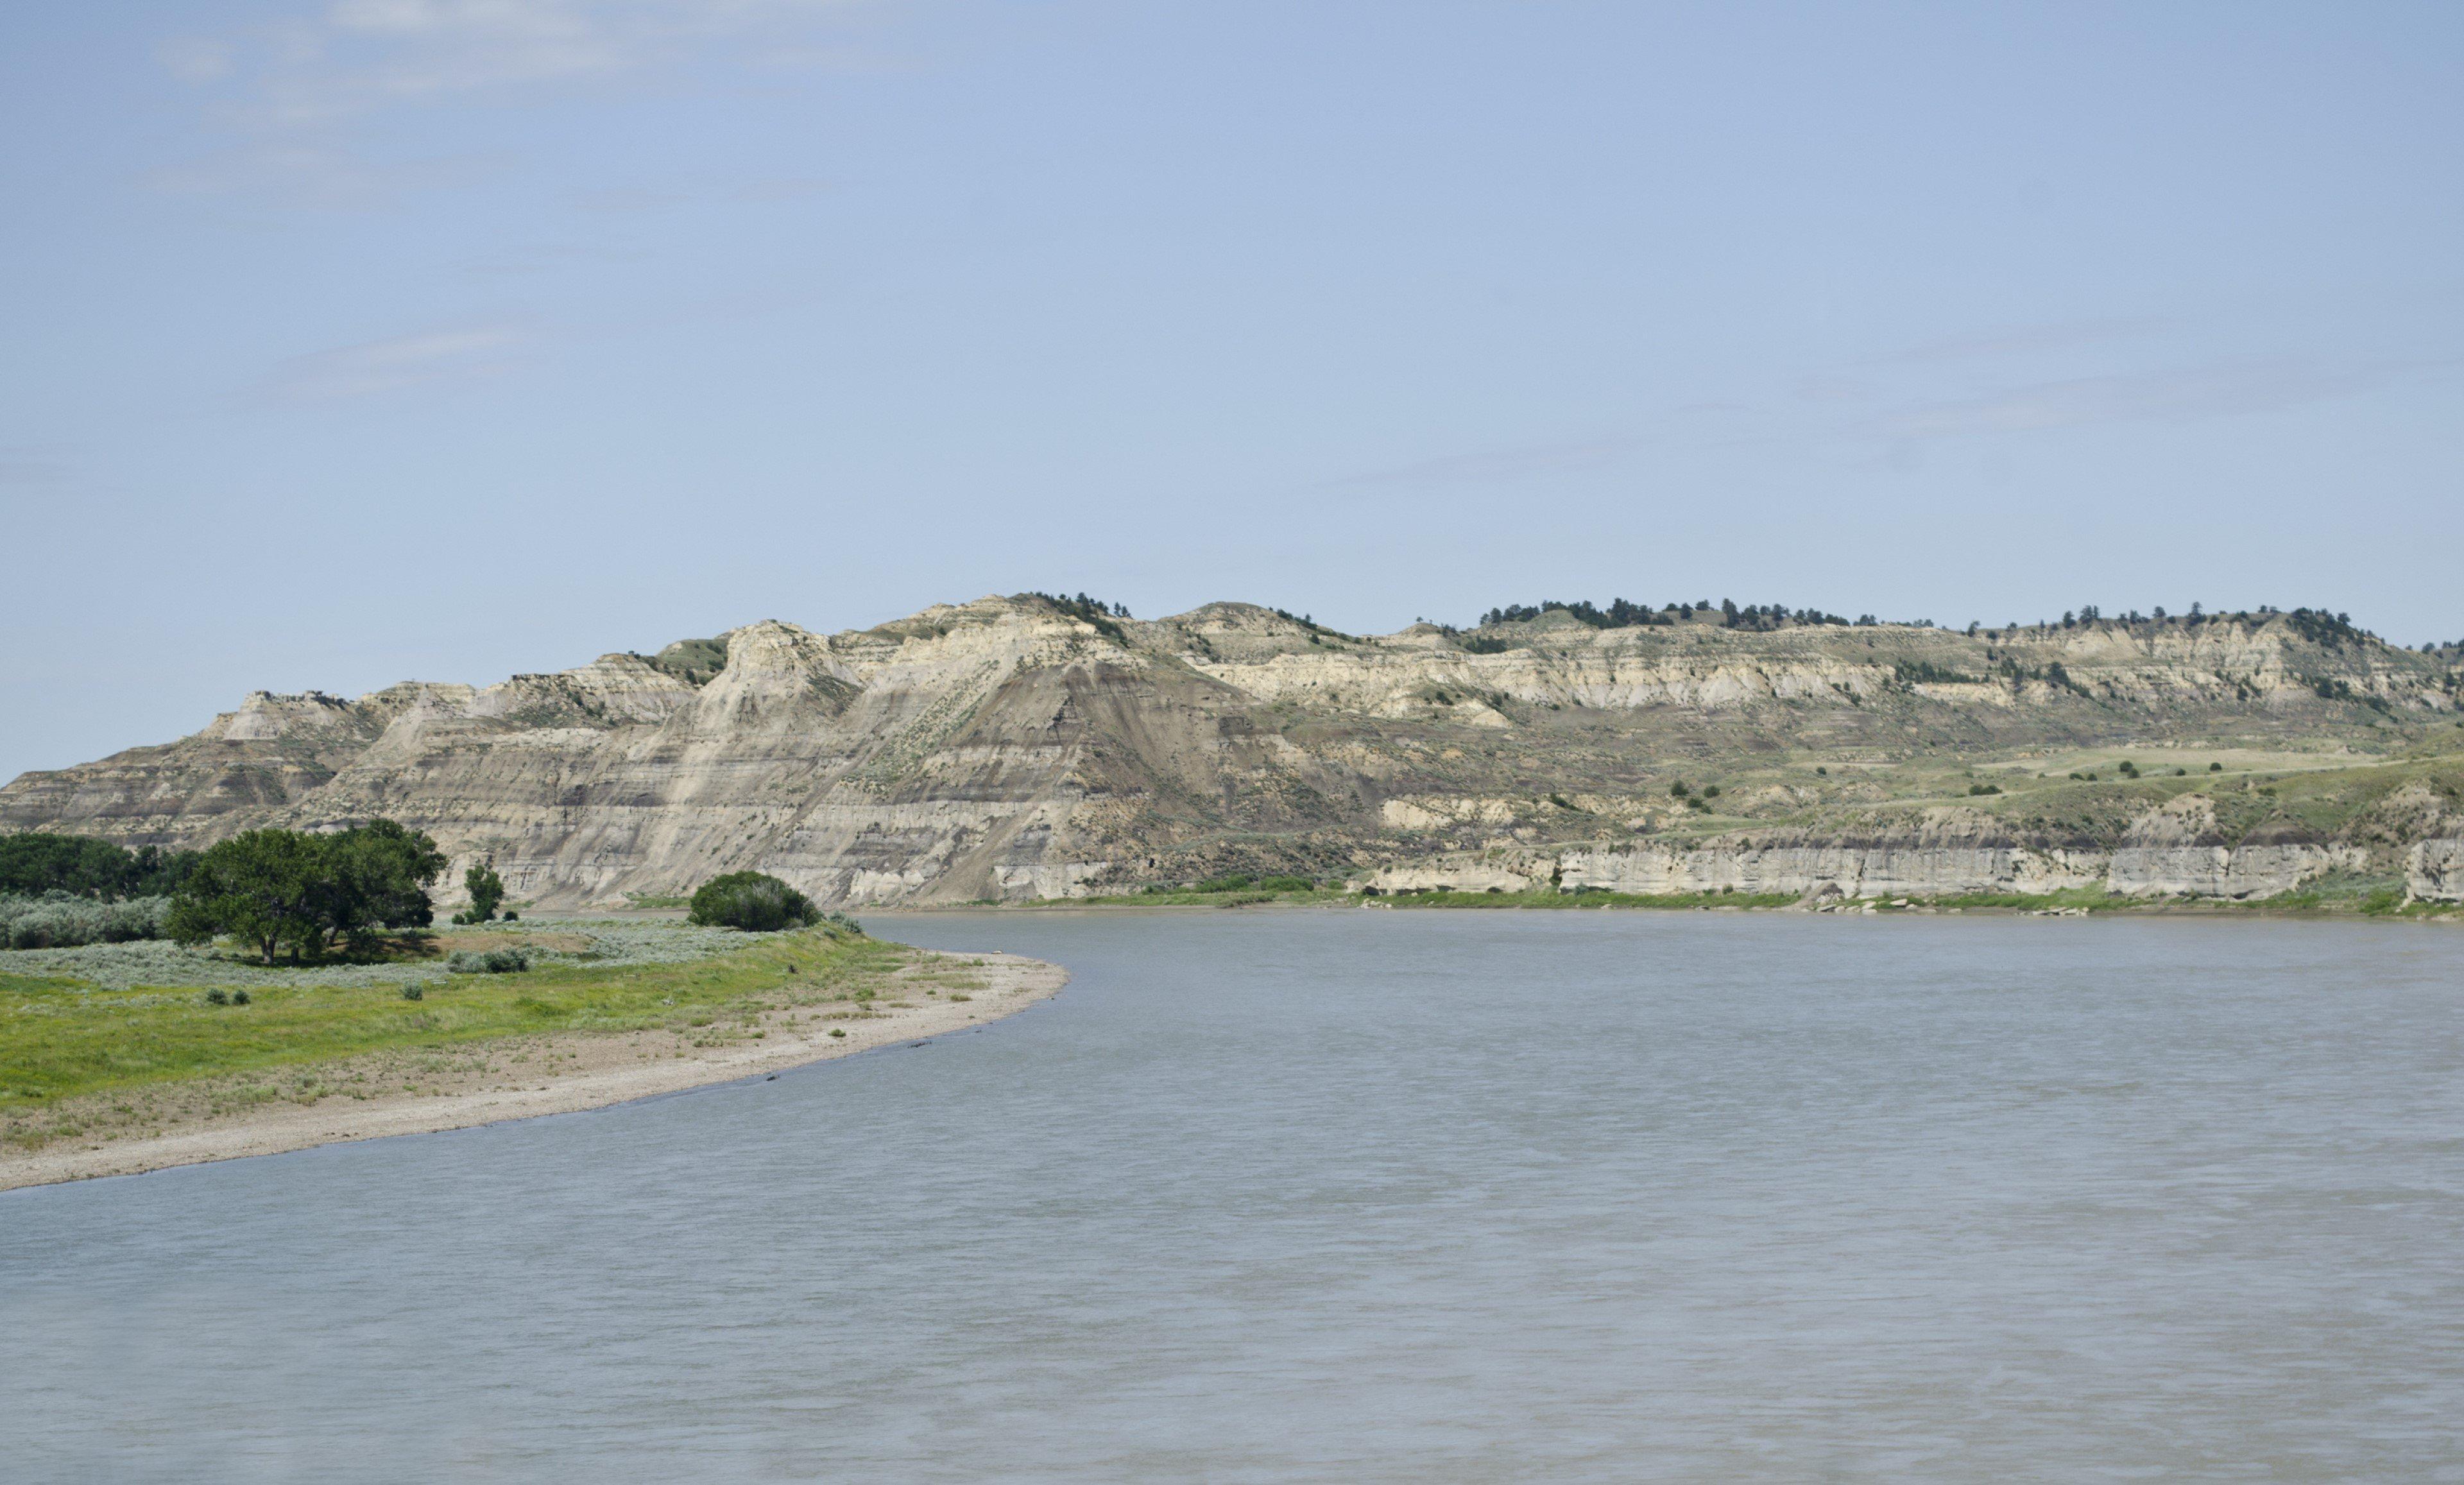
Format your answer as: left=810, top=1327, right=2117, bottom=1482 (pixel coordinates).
left=1375, top=888, right=1802, bottom=910
left=1922, top=887, right=2135, bottom=911
left=0, top=925, right=896, bottom=1122
left=1036, top=884, right=1354, bottom=908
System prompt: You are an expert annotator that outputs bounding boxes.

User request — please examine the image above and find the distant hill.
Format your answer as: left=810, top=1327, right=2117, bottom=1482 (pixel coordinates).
left=6, top=594, right=2461, bottom=906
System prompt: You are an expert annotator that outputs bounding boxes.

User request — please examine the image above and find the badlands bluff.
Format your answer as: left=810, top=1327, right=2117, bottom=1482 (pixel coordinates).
left=6, top=597, right=2463, bottom=907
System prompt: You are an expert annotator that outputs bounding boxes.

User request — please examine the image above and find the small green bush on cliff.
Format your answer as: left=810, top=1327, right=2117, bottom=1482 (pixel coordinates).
left=687, top=871, right=821, bottom=932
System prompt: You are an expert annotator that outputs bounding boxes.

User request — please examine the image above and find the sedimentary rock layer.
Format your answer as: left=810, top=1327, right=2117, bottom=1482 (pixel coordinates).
left=4, top=596, right=2460, bottom=904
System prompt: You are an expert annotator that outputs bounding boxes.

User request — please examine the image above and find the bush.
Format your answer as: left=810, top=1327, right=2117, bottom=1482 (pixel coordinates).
left=447, top=947, right=530, bottom=974
left=1257, top=875, right=1317, bottom=893
left=231, top=990, right=250, bottom=1006
left=1969, top=784, right=2002, bottom=796
left=1193, top=875, right=1254, bottom=893
left=686, top=872, right=819, bottom=932
left=401, top=984, right=425, bottom=1000
left=1, top=892, right=173, bottom=949
left=205, top=988, right=228, bottom=1006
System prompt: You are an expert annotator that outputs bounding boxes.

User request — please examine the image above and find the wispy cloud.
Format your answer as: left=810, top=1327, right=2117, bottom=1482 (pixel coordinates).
left=1883, top=316, right=2177, bottom=365
left=261, top=324, right=530, bottom=402
left=0, top=448, right=72, bottom=486
left=150, top=1, right=882, bottom=203
left=1335, top=434, right=1647, bottom=490
left=144, top=141, right=499, bottom=209
left=1877, top=357, right=2430, bottom=441
left=157, top=37, right=236, bottom=82
left=197, top=1, right=876, bottom=126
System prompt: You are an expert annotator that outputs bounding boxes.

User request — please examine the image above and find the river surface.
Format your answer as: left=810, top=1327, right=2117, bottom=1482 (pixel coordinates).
left=3, top=911, right=2461, bottom=1481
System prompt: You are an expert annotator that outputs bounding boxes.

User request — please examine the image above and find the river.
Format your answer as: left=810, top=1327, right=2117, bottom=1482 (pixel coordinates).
left=4, top=911, right=2459, bottom=1480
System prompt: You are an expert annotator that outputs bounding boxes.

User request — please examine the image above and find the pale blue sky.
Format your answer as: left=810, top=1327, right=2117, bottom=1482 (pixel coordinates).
left=3, top=1, right=2460, bottom=779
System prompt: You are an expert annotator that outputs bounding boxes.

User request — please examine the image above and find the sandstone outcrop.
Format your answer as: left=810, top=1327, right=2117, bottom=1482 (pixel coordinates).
left=4, top=596, right=2459, bottom=906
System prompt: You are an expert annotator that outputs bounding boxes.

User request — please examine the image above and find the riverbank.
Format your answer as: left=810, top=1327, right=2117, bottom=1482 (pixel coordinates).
left=928, top=884, right=2464, bottom=919
left=1, top=934, right=1065, bottom=1192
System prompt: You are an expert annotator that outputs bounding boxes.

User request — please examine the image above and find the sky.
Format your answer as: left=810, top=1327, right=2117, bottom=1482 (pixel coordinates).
left=3, top=1, right=2460, bottom=780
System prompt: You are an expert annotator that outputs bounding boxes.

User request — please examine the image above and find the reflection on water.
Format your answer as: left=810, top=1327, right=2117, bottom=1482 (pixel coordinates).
left=4, top=911, right=2460, bottom=1481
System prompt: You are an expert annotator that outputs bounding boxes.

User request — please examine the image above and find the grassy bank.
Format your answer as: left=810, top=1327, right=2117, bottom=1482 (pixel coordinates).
left=1367, top=888, right=1802, bottom=910
left=1, top=923, right=910, bottom=1146
left=991, top=880, right=2458, bottom=918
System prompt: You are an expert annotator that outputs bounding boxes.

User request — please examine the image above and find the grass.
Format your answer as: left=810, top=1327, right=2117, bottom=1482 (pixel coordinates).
left=1918, top=877, right=2452, bottom=916
left=0, top=923, right=903, bottom=1138
left=1011, top=879, right=2459, bottom=918
left=1032, top=884, right=1800, bottom=910
left=1372, top=888, right=1802, bottom=910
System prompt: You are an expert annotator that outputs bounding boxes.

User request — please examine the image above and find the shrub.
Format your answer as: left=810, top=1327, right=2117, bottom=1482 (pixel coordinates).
left=205, top=988, right=228, bottom=1006
left=1194, top=875, right=1254, bottom=893
left=1257, top=875, right=1316, bottom=893
left=401, top=984, right=425, bottom=1000
left=686, top=871, right=820, bottom=932
left=231, top=990, right=250, bottom=1006
left=1, top=892, right=174, bottom=949
left=2211, top=762, right=2225, bottom=771
left=447, top=947, right=530, bottom=974
left=1968, top=784, right=2002, bottom=796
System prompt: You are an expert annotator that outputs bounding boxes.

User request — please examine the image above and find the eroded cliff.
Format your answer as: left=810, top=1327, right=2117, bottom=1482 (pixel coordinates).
left=5, top=596, right=2461, bottom=905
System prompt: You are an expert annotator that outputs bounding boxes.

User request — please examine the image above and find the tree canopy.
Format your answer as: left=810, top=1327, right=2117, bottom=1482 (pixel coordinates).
left=0, top=833, right=197, bottom=899
left=166, top=821, right=446, bottom=963
left=457, top=863, right=506, bottom=924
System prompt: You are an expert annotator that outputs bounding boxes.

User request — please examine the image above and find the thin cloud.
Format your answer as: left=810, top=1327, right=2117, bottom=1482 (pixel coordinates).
left=1884, top=316, right=2176, bottom=365
left=157, top=37, right=235, bottom=82
left=150, top=2, right=881, bottom=205
left=1336, top=434, right=1645, bottom=490
left=261, top=324, right=529, bottom=402
left=144, top=141, right=499, bottom=209
left=1878, top=357, right=2429, bottom=441
left=0, top=449, right=71, bottom=486
left=193, top=0, right=877, bottom=128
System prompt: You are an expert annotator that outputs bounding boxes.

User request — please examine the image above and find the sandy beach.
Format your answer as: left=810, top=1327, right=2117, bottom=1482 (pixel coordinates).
left=0, top=948, right=1065, bottom=1194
